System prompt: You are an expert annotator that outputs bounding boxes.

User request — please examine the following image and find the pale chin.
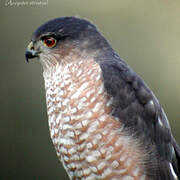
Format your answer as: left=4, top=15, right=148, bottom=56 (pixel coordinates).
left=39, top=54, right=60, bottom=74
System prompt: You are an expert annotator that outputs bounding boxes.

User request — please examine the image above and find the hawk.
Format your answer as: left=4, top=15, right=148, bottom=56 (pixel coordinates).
left=25, top=17, right=180, bottom=180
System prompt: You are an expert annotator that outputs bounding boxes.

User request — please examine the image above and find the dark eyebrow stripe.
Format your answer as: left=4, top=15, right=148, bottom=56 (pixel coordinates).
left=40, top=33, right=56, bottom=40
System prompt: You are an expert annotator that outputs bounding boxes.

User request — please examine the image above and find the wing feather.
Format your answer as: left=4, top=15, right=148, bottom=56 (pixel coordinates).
left=99, top=58, right=180, bottom=179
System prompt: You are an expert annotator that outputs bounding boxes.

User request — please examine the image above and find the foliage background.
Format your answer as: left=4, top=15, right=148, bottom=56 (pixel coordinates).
left=1, top=0, right=180, bottom=179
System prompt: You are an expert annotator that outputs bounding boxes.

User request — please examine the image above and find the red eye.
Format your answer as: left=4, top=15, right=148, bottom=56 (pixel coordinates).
left=43, top=37, right=56, bottom=48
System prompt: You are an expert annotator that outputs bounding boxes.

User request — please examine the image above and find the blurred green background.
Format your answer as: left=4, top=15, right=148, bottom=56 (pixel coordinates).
left=0, top=0, right=180, bottom=179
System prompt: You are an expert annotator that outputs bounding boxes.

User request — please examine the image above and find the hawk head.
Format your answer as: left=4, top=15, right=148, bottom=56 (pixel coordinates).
left=25, top=17, right=111, bottom=70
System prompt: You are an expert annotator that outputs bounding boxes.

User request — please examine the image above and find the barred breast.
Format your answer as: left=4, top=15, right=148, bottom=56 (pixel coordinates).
left=43, top=58, right=148, bottom=180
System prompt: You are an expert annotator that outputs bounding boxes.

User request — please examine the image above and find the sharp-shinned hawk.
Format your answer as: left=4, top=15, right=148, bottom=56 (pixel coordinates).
left=25, top=17, right=180, bottom=179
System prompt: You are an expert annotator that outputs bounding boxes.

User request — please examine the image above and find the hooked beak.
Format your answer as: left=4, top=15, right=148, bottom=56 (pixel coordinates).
left=25, top=41, right=40, bottom=62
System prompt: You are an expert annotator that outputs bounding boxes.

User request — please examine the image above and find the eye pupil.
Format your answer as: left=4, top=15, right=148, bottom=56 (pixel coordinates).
left=44, top=37, right=56, bottom=47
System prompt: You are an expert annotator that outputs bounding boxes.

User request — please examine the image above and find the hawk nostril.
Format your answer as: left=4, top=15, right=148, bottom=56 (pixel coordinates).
left=27, top=41, right=34, bottom=51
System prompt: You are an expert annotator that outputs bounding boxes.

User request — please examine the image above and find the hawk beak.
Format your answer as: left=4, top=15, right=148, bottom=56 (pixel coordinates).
left=25, top=41, right=39, bottom=62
